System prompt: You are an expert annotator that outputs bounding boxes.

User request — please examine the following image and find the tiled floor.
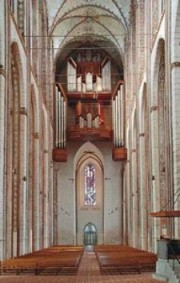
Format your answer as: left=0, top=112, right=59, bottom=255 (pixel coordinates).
left=0, top=252, right=163, bottom=283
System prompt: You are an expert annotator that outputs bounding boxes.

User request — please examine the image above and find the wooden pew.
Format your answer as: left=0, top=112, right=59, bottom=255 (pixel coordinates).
left=95, top=245, right=157, bottom=275
left=0, top=245, right=84, bottom=276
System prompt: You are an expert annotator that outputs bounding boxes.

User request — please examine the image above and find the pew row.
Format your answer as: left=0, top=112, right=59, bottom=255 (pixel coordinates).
left=0, top=245, right=84, bottom=275
left=95, top=245, right=157, bottom=275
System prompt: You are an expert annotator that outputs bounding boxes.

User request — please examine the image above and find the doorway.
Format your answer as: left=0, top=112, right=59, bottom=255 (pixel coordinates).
left=84, top=223, right=97, bottom=246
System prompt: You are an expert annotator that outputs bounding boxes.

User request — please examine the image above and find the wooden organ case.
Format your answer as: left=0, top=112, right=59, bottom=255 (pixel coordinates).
left=66, top=50, right=112, bottom=142
left=53, top=49, right=127, bottom=161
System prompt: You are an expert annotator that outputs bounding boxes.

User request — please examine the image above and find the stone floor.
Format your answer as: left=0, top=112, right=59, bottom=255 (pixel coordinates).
left=0, top=252, right=163, bottom=283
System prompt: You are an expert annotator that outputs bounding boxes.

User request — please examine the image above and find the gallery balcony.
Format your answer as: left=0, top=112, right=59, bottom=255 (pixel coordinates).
left=67, top=124, right=112, bottom=142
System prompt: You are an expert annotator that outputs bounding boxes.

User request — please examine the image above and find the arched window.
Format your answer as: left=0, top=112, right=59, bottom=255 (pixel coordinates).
left=84, top=164, right=96, bottom=206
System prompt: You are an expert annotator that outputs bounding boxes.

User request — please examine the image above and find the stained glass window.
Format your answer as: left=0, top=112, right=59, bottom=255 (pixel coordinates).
left=84, top=164, right=96, bottom=205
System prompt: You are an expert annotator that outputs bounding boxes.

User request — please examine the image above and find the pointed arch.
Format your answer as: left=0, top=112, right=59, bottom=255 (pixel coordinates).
left=75, top=142, right=104, bottom=245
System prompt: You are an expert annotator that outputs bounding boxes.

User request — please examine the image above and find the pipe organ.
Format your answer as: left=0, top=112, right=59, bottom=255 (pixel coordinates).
left=112, top=81, right=127, bottom=161
left=67, top=52, right=111, bottom=94
left=53, top=49, right=127, bottom=161
left=112, top=83, right=124, bottom=147
left=52, top=84, right=67, bottom=162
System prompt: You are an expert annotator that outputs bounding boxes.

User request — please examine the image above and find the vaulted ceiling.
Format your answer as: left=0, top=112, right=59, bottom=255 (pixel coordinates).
left=46, top=0, right=131, bottom=68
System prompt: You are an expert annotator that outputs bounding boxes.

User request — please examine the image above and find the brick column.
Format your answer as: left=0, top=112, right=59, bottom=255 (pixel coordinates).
left=43, top=149, right=49, bottom=248
left=33, top=132, right=40, bottom=250
left=0, top=73, right=5, bottom=259
left=131, top=149, right=138, bottom=247
left=150, top=106, right=160, bottom=248
left=0, top=0, right=6, bottom=261
left=171, top=63, right=180, bottom=238
left=139, top=133, right=148, bottom=250
left=19, top=107, right=28, bottom=255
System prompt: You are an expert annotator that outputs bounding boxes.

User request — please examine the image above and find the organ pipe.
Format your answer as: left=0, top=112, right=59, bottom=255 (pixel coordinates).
left=115, top=96, right=118, bottom=147
left=55, top=86, right=59, bottom=147
left=120, top=85, right=124, bottom=145
left=113, top=83, right=125, bottom=147
left=58, top=91, right=61, bottom=147
left=112, top=99, right=116, bottom=145
left=117, top=90, right=121, bottom=147
left=64, top=100, right=67, bottom=148
left=61, top=95, right=64, bottom=148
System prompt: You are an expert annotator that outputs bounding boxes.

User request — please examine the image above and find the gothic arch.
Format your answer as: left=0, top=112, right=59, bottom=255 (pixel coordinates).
left=74, top=142, right=104, bottom=169
left=75, top=142, right=104, bottom=245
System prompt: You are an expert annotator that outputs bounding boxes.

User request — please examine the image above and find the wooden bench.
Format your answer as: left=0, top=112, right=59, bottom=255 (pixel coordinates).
left=95, top=245, right=157, bottom=275
left=0, top=245, right=84, bottom=276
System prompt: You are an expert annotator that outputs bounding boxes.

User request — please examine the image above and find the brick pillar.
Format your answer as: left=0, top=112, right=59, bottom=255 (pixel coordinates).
left=0, top=73, right=5, bottom=259
left=139, top=134, right=148, bottom=250
left=43, top=149, right=49, bottom=248
left=171, top=64, right=180, bottom=239
left=19, top=107, right=28, bottom=255
left=150, top=107, right=160, bottom=248
left=0, top=0, right=6, bottom=260
left=131, top=149, right=138, bottom=247
left=33, top=132, right=40, bottom=250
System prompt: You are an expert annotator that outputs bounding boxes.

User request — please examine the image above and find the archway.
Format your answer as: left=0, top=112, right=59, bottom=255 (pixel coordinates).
left=84, top=223, right=97, bottom=246
left=75, top=142, right=104, bottom=245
